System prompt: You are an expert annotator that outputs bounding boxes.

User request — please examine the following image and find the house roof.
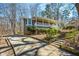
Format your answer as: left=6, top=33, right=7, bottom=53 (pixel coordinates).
left=32, top=17, right=57, bottom=24
left=21, top=16, right=57, bottom=24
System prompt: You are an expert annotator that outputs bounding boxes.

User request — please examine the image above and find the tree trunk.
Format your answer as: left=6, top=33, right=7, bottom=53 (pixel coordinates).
left=10, top=3, right=16, bottom=35
left=75, top=3, right=79, bottom=19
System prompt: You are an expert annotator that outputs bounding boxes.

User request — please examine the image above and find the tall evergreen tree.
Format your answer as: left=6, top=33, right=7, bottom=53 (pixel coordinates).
left=41, top=4, right=53, bottom=19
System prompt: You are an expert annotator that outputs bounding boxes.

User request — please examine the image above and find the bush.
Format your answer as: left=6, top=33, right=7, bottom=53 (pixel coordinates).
left=63, top=25, right=75, bottom=30
left=46, top=28, right=59, bottom=37
left=27, top=26, right=36, bottom=32
left=45, top=28, right=59, bottom=43
left=64, top=30, right=79, bottom=48
left=65, top=30, right=79, bottom=40
left=60, top=45, right=79, bottom=56
left=16, top=30, right=22, bottom=34
left=38, top=28, right=48, bottom=34
left=26, top=26, right=37, bottom=34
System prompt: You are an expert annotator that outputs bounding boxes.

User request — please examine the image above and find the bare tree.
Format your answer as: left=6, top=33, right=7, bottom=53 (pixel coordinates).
left=30, top=4, right=40, bottom=34
left=9, top=3, right=16, bottom=35
left=1, top=4, right=17, bottom=35
left=16, top=4, right=30, bottom=34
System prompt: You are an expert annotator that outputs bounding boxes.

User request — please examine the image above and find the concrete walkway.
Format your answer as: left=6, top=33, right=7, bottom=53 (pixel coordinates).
left=0, top=36, right=75, bottom=56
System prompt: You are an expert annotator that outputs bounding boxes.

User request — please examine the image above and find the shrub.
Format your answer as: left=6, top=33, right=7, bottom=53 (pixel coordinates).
left=26, top=26, right=37, bottom=34
left=46, top=28, right=59, bottom=37
left=16, top=30, right=22, bottom=34
left=65, top=30, right=79, bottom=39
left=60, top=44, right=79, bottom=56
left=63, top=25, right=75, bottom=30
left=64, top=30, right=79, bottom=48
left=45, top=28, right=59, bottom=43
left=38, top=28, right=48, bottom=34
left=27, top=26, right=36, bottom=32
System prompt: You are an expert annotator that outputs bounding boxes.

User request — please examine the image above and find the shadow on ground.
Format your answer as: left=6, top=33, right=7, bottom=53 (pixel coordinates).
left=0, top=36, right=48, bottom=56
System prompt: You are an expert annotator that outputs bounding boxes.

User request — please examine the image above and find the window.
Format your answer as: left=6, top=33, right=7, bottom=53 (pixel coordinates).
left=28, top=19, right=32, bottom=25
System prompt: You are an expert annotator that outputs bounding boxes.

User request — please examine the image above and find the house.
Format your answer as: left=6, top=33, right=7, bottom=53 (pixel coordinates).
left=20, top=17, right=57, bottom=35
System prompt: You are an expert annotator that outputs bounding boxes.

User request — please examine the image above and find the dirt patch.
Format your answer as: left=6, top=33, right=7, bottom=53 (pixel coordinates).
left=30, top=34, right=46, bottom=40
left=0, top=39, right=6, bottom=45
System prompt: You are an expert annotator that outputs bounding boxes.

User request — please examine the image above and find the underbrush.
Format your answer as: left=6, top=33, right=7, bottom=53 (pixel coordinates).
left=60, top=44, right=79, bottom=56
